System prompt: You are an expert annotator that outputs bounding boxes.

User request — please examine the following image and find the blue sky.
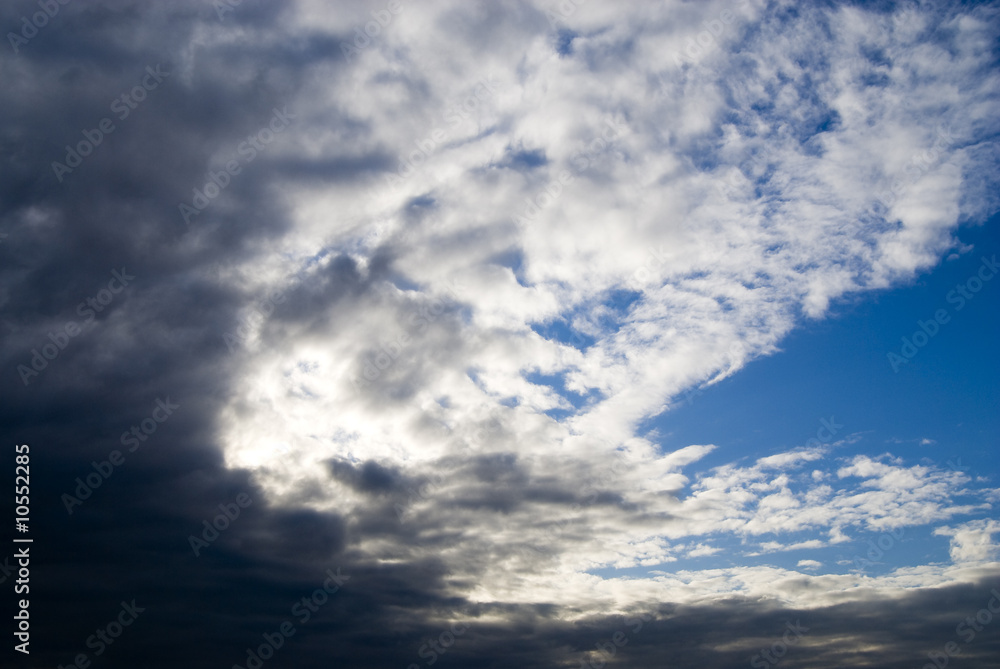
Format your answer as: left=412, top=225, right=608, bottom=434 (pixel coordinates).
left=655, top=217, right=998, bottom=471
left=541, top=217, right=998, bottom=581
left=602, top=217, right=1000, bottom=578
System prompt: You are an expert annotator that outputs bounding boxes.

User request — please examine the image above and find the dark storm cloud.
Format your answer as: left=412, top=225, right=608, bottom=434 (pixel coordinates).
left=0, top=1, right=365, bottom=667
left=270, top=253, right=375, bottom=323
left=269, top=153, right=394, bottom=183
left=328, top=458, right=405, bottom=495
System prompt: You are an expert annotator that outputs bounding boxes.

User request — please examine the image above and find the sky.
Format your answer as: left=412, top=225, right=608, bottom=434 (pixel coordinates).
left=1, top=0, right=999, bottom=667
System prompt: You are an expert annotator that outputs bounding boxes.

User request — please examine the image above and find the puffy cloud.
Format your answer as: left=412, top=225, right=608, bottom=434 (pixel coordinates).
left=935, top=519, right=1000, bottom=563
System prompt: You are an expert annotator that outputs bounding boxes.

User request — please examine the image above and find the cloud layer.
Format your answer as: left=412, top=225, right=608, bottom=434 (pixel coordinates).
left=1, top=0, right=998, bottom=667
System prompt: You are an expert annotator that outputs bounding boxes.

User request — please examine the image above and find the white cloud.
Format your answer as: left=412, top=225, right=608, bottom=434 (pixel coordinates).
left=935, top=520, right=1000, bottom=563
left=757, top=540, right=828, bottom=555
left=210, top=0, right=1000, bottom=616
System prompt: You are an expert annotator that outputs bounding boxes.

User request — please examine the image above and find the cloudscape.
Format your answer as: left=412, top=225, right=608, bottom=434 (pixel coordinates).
left=1, top=0, right=999, bottom=667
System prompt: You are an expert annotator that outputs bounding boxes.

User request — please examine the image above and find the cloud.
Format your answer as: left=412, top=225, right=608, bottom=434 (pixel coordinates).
left=935, top=519, right=1000, bottom=563
left=1, top=0, right=998, bottom=667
